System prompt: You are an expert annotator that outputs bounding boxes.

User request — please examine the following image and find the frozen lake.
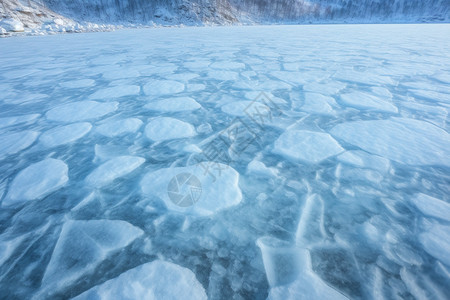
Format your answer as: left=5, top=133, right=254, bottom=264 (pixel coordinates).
left=0, top=24, right=449, bottom=299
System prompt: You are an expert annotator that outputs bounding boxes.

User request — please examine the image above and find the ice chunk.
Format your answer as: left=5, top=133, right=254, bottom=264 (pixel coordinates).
left=59, top=79, right=95, bottom=89
left=221, top=101, right=268, bottom=117
left=89, top=85, right=140, bottom=99
left=96, top=118, right=143, bottom=137
left=303, top=81, right=346, bottom=95
left=0, top=114, right=40, bottom=129
left=41, top=220, right=143, bottom=292
left=3, top=159, right=68, bottom=206
left=210, top=61, right=245, bottom=69
left=301, top=93, right=337, bottom=115
left=86, top=156, right=145, bottom=187
left=46, top=101, right=118, bottom=122
left=0, top=18, right=24, bottom=32
left=168, top=73, right=199, bottom=81
left=145, top=117, right=196, bottom=142
left=207, top=70, right=239, bottom=81
left=337, top=150, right=390, bottom=174
left=247, top=160, right=278, bottom=178
left=339, top=91, right=398, bottom=113
left=40, top=123, right=92, bottom=147
left=144, top=97, right=201, bottom=112
left=141, top=163, right=242, bottom=216
left=296, top=194, right=326, bottom=245
left=73, top=260, right=206, bottom=300
left=410, top=193, right=450, bottom=222
left=0, top=131, right=39, bottom=160
left=143, top=80, right=184, bottom=95
left=419, top=223, right=450, bottom=266
left=330, top=118, right=450, bottom=166
left=257, top=237, right=348, bottom=300
left=272, top=130, right=344, bottom=164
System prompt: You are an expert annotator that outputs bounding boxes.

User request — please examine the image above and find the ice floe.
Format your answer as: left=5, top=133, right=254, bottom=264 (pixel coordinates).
left=145, top=117, right=196, bottom=142
left=257, top=237, right=348, bottom=300
left=144, top=97, right=201, bottom=112
left=141, top=163, right=242, bottom=216
left=272, top=130, right=344, bottom=164
left=0, top=114, right=40, bottom=129
left=46, top=101, right=118, bottom=122
left=39, top=122, right=92, bottom=147
left=96, top=118, right=143, bottom=137
left=419, top=223, right=450, bottom=267
left=2, top=159, right=68, bottom=206
left=301, top=93, right=337, bottom=115
left=410, top=193, right=450, bottom=222
left=221, top=101, right=268, bottom=117
left=0, top=131, right=39, bottom=160
left=339, top=91, right=398, bottom=113
left=330, top=118, right=450, bottom=166
left=59, top=79, right=95, bottom=89
left=85, top=156, right=145, bottom=187
left=73, top=260, right=207, bottom=300
left=143, top=80, right=185, bottom=95
left=89, top=85, right=140, bottom=99
left=41, top=220, right=143, bottom=292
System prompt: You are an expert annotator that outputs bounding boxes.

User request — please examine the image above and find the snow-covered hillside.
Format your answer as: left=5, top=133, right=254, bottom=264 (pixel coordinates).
left=1, top=0, right=449, bottom=35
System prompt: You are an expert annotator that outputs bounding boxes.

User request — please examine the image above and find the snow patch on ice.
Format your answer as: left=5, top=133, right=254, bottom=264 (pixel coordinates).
left=143, top=80, right=185, bottom=95
left=0, top=131, right=39, bottom=160
left=0, top=114, right=40, bottom=129
left=410, top=193, right=450, bottom=222
left=89, top=85, right=140, bottom=100
left=419, top=223, right=450, bottom=267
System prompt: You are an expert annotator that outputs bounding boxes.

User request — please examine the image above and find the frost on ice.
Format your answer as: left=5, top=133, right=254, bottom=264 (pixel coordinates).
left=73, top=260, right=207, bottom=300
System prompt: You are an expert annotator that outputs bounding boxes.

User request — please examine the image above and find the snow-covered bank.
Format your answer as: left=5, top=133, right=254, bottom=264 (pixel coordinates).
left=1, top=0, right=449, bottom=37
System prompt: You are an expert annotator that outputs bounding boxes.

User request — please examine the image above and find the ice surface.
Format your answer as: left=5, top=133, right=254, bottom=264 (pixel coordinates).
left=301, top=93, right=337, bottom=115
left=331, top=118, right=450, bottom=166
left=221, top=101, right=268, bottom=117
left=41, top=220, right=143, bottom=292
left=339, top=91, right=398, bottom=113
left=143, top=80, right=185, bottom=95
left=0, top=114, right=40, bottom=129
left=86, top=156, right=145, bottom=187
left=272, top=130, right=344, bottom=163
left=144, top=97, right=201, bottom=112
left=145, top=117, right=196, bottom=142
left=39, top=122, right=92, bottom=147
left=96, top=118, right=143, bottom=137
left=73, top=260, right=207, bottom=300
left=410, top=193, right=450, bottom=222
left=141, top=163, right=242, bottom=216
left=59, top=79, right=95, bottom=89
left=89, top=85, right=140, bottom=99
left=0, top=131, right=39, bottom=159
left=2, top=158, right=68, bottom=206
left=1, top=24, right=450, bottom=299
left=419, top=223, right=450, bottom=266
left=46, top=101, right=118, bottom=122
left=257, top=237, right=348, bottom=300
